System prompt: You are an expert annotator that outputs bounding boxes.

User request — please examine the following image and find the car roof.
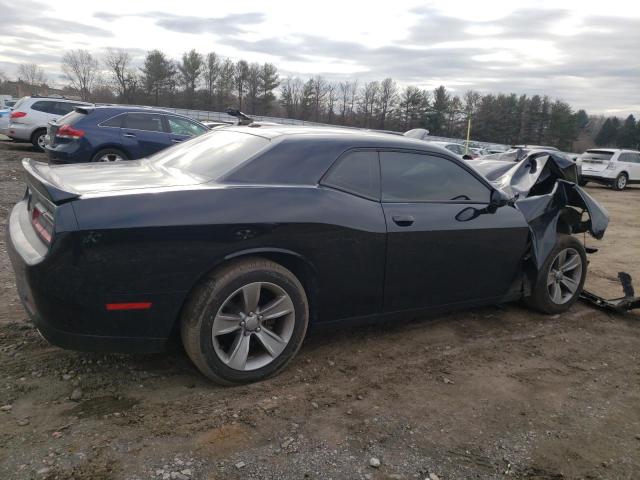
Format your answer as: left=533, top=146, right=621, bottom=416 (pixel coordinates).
left=586, top=148, right=639, bottom=153
left=23, top=96, right=90, bottom=104
left=222, top=125, right=458, bottom=150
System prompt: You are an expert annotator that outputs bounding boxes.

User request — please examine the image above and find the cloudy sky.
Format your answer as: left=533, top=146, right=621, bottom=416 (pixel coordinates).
left=0, top=0, right=638, bottom=115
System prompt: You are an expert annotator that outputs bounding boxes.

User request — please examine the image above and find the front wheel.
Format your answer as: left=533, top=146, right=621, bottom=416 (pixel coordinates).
left=180, top=258, right=309, bottom=385
left=525, top=234, right=587, bottom=314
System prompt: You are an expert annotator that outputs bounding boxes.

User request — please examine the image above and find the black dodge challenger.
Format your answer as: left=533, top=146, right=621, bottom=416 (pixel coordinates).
left=7, top=126, right=608, bottom=384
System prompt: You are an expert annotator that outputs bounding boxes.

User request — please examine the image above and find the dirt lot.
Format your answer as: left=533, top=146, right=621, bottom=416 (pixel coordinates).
left=0, top=140, right=638, bottom=480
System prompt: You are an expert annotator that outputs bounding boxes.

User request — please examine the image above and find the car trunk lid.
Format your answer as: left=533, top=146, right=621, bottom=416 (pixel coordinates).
left=580, top=150, right=614, bottom=173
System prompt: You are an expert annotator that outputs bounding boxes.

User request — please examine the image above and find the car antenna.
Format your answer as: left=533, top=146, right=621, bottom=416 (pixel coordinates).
left=225, top=108, right=254, bottom=126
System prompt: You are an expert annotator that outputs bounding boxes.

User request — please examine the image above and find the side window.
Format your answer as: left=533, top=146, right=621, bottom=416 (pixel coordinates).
left=322, top=150, right=380, bottom=200
left=632, top=153, right=640, bottom=164
left=380, top=151, right=490, bottom=203
left=101, top=114, right=123, bottom=128
left=123, top=113, right=165, bottom=132
left=31, top=101, right=57, bottom=114
left=167, top=116, right=208, bottom=136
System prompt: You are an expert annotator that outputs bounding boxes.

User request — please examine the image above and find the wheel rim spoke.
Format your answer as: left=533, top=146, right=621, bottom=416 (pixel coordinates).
left=560, top=275, right=579, bottom=294
left=255, top=327, right=287, bottom=357
left=258, top=295, right=294, bottom=321
left=226, top=332, right=250, bottom=370
left=212, top=313, right=242, bottom=336
left=547, top=271, right=557, bottom=286
left=550, top=282, right=562, bottom=303
left=562, top=254, right=580, bottom=273
left=242, top=283, right=261, bottom=313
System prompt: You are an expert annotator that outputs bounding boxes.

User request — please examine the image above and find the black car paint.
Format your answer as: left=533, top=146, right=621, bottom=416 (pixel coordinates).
left=6, top=127, right=609, bottom=353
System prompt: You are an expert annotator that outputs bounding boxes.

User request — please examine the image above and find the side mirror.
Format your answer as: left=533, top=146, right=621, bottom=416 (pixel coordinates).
left=462, top=154, right=473, bottom=160
left=490, top=189, right=512, bottom=209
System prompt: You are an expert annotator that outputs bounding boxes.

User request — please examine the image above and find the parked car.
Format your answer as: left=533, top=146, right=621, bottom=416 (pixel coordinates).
left=7, top=96, right=92, bottom=151
left=577, top=149, right=640, bottom=190
left=45, top=106, right=209, bottom=164
left=427, top=141, right=473, bottom=159
left=486, top=144, right=509, bottom=154
left=8, top=126, right=607, bottom=384
left=0, top=106, right=11, bottom=136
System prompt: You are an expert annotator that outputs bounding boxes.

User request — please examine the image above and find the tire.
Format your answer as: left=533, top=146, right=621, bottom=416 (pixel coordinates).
left=525, top=234, right=587, bottom=314
left=612, top=172, right=627, bottom=191
left=30, top=129, right=47, bottom=151
left=180, top=258, right=309, bottom=385
left=91, top=148, right=128, bottom=162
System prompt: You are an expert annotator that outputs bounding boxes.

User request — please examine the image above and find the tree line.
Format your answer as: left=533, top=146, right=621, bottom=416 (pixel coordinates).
left=3, top=48, right=638, bottom=151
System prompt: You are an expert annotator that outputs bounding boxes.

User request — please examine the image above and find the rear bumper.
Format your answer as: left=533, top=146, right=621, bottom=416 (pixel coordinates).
left=581, top=174, right=615, bottom=185
left=7, top=123, right=34, bottom=141
left=45, top=142, right=91, bottom=164
left=6, top=201, right=174, bottom=353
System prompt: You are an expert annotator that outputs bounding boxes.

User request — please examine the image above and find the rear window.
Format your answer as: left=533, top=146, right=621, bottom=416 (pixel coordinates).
left=583, top=150, right=614, bottom=161
left=150, top=131, right=270, bottom=181
left=57, top=110, right=86, bottom=126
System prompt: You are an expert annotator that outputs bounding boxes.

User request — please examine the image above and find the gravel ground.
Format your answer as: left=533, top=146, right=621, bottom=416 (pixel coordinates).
left=0, top=139, right=639, bottom=480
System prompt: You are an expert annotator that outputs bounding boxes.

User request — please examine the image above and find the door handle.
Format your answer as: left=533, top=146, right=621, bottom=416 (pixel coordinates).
left=123, top=133, right=135, bottom=138
left=392, top=215, right=415, bottom=226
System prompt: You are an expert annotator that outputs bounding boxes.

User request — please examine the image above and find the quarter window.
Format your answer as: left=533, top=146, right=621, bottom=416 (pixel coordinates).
left=380, top=151, right=490, bottom=203
left=123, top=113, right=164, bottom=132
left=167, top=116, right=208, bottom=136
left=322, top=150, right=380, bottom=200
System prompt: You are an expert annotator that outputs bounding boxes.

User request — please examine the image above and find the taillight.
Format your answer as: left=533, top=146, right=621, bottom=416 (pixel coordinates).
left=10, top=111, right=27, bottom=119
left=31, top=204, right=54, bottom=245
left=56, top=125, right=85, bottom=139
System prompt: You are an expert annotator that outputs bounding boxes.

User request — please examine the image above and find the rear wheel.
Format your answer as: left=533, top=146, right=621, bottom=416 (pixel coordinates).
left=612, top=172, right=627, bottom=191
left=180, top=258, right=309, bottom=385
left=30, top=129, right=47, bottom=151
left=92, top=148, right=128, bottom=162
left=525, top=234, right=587, bottom=314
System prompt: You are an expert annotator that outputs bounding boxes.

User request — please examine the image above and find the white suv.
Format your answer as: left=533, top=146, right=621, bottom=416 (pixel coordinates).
left=7, top=96, right=92, bottom=151
left=578, top=149, right=640, bottom=191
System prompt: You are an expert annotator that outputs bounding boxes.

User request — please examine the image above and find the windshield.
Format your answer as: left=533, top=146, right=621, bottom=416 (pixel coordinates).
left=150, top=130, right=270, bottom=181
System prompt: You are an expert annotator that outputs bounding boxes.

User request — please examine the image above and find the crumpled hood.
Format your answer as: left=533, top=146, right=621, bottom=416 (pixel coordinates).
left=471, top=150, right=609, bottom=268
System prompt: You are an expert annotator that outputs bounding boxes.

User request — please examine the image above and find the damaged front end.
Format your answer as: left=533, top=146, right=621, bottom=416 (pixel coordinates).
left=471, top=152, right=639, bottom=313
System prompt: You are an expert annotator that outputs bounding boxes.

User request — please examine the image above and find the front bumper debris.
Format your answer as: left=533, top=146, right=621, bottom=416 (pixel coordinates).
left=580, top=272, right=640, bottom=312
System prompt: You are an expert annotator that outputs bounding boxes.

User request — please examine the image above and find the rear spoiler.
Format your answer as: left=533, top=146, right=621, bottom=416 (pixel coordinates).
left=22, top=158, right=80, bottom=204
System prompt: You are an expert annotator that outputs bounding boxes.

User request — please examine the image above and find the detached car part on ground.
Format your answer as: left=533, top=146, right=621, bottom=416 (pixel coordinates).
left=6, top=128, right=612, bottom=385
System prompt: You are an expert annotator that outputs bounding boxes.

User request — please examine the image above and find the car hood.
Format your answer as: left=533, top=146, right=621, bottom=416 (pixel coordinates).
left=470, top=150, right=609, bottom=268
left=45, top=159, right=204, bottom=195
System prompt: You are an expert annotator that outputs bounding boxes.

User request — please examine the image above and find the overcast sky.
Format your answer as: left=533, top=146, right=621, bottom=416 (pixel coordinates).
left=0, top=0, right=638, bottom=116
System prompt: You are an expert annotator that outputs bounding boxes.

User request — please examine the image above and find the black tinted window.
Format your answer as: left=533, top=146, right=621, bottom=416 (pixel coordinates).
left=31, top=101, right=57, bottom=114
left=381, top=152, right=490, bottom=203
left=323, top=150, right=380, bottom=200
left=123, top=113, right=164, bottom=132
left=102, top=114, right=123, bottom=128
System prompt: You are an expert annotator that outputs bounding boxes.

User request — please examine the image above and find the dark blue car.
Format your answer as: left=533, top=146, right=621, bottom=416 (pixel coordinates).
left=45, top=106, right=209, bottom=163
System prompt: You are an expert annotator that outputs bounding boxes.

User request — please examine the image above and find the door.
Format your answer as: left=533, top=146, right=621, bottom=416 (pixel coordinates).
left=120, top=112, right=170, bottom=158
left=380, top=151, right=530, bottom=312
left=166, top=115, right=209, bottom=145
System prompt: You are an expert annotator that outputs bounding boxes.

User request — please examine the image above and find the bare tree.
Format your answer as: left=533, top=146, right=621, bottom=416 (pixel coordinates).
left=103, top=48, right=137, bottom=102
left=17, top=63, right=47, bottom=94
left=62, top=50, right=99, bottom=101
left=377, top=78, right=398, bottom=129
left=178, top=49, right=203, bottom=106
left=326, top=82, right=338, bottom=124
left=235, top=60, right=249, bottom=110
left=280, top=77, right=303, bottom=118
left=203, top=52, right=220, bottom=108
